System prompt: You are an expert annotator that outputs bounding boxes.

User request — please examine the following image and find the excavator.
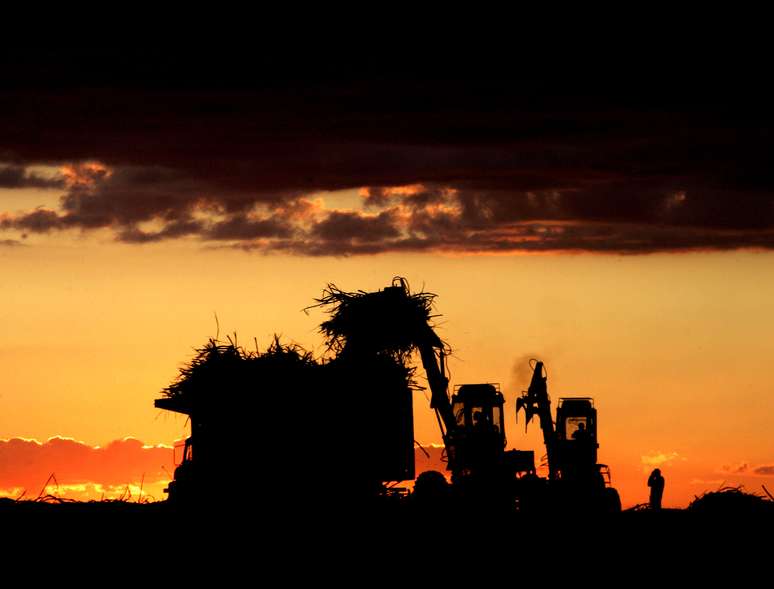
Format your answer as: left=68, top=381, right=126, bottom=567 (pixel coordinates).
left=514, top=360, right=622, bottom=512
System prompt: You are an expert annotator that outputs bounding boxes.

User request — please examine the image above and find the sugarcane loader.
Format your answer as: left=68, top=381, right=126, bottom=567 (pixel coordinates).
left=517, top=361, right=621, bottom=512
left=404, top=285, right=536, bottom=503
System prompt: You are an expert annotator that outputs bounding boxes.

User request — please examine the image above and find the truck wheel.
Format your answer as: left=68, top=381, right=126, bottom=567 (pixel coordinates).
left=604, top=487, right=622, bottom=513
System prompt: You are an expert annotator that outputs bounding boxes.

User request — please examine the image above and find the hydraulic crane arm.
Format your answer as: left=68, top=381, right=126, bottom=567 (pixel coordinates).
left=416, top=337, right=456, bottom=437
left=517, top=361, right=558, bottom=480
left=382, top=279, right=457, bottom=438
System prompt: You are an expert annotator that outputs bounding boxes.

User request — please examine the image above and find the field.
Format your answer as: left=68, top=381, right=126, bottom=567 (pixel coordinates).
left=2, top=494, right=769, bottom=582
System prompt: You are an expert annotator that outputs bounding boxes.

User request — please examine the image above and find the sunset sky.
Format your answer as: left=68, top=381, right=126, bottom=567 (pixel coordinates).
left=1, top=46, right=773, bottom=507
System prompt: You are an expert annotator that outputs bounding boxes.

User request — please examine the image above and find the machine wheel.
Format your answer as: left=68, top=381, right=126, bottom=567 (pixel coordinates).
left=412, top=470, right=451, bottom=508
left=604, top=487, right=622, bottom=513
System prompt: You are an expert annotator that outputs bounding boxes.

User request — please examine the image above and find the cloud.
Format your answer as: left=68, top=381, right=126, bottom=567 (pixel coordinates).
left=720, top=462, right=774, bottom=477
left=2, top=51, right=774, bottom=255
left=205, top=215, right=293, bottom=241
left=5, top=168, right=774, bottom=256
left=0, top=164, right=63, bottom=189
left=690, top=479, right=724, bottom=486
left=641, top=451, right=684, bottom=471
left=720, top=462, right=750, bottom=475
left=309, top=210, right=401, bottom=246
left=0, top=437, right=174, bottom=497
left=2, top=209, right=62, bottom=233
left=0, top=162, right=302, bottom=244
left=117, top=218, right=205, bottom=243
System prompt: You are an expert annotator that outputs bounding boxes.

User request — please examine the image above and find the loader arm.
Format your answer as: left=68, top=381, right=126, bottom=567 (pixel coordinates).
left=415, top=330, right=456, bottom=438
left=517, top=361, right=558, bottom=480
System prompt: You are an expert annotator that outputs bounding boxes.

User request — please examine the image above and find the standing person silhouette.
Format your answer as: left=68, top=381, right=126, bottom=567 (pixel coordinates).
left=648, top=468, right=665, bottom=510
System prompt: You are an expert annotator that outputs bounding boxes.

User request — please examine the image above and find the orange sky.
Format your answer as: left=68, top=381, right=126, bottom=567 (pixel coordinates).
left=2, top=185, right=774, bottom=506
left=4, top=49, right=774, bottom=510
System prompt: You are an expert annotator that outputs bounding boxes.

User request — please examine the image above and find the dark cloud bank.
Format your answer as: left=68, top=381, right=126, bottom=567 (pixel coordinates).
left=2, top=48, right=774, bottom=255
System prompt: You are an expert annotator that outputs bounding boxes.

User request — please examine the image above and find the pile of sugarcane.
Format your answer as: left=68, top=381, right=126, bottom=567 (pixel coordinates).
left=312, top=277, right=446, bottom=362
left=161, top=278, right=441, bottom=405
left=688, top=485, right=774, bottom=515
left=161, top=336, right=318, bottom=404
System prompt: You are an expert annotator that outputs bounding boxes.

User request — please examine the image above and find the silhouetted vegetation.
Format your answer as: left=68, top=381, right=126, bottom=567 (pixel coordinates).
left=688, top=486, right=774, bottom=516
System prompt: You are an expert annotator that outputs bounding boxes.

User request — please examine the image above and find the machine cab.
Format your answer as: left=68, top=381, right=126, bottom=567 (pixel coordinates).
left=556, top=398, right=597, bottom=442
left=556, top=397, right=597, bottom=440
left=451, top=383, right=506, bottom=445
left=555, top=397, right=599, bottom=471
